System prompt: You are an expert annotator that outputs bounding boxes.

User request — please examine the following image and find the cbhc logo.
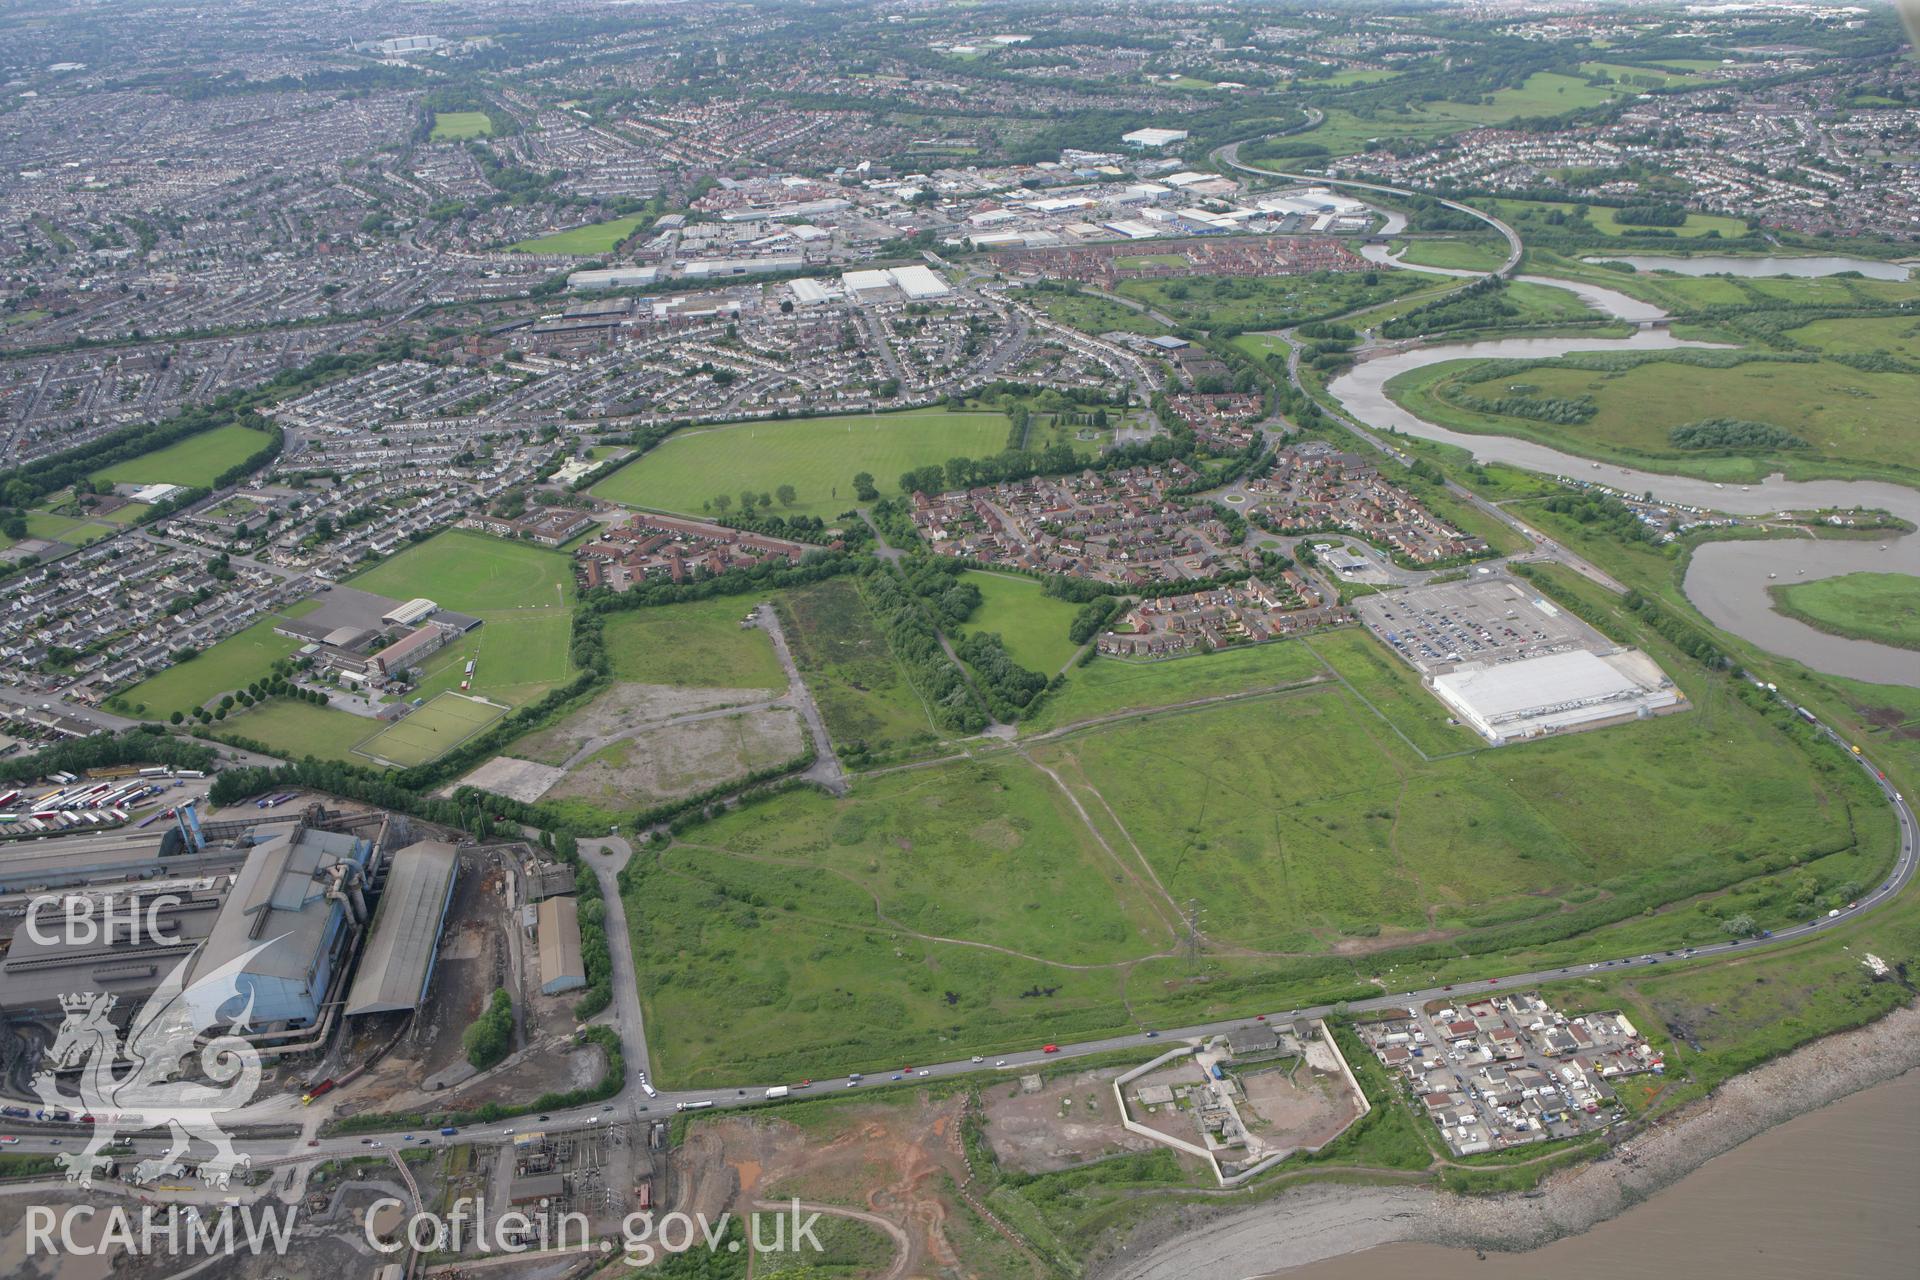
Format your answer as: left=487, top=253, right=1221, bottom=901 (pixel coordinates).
left=25, top=894, right=183, bottom=946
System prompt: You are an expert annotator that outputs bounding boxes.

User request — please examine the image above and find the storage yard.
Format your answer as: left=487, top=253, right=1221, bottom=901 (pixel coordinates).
left=1356, top=991, right=1662, bottom=1156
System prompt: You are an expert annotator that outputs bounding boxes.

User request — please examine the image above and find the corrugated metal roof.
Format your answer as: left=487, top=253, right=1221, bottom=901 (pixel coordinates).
left=537, top=895, right=584, bottom=992
left=343, top=840, right=460, bottom=1016
left=195, top=825, right=369, bottom=984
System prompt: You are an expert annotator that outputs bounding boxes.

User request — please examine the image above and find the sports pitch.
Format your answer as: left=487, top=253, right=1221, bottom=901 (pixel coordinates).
left=353, top=692, right=507, bottom=768
left=589, top=410, right=1013, bottom=519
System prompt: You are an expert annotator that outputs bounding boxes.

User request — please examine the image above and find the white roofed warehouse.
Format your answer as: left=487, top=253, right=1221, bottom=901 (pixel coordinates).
left=1432, top=650, right=1680, bottom=745
left=1123, top=127, right=1189, bottom=149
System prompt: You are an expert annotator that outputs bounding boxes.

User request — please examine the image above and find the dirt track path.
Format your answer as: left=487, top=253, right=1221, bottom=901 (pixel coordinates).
left=755, top=602, right=849, bottom=795
left=752, top=1198, right=914, bottom=1280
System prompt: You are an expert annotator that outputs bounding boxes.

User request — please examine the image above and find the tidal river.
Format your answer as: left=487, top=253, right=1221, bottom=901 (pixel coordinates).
left=1323, top=271, right=1920, bottom=687
left=1269, top=1066, right=1920, bottom=1280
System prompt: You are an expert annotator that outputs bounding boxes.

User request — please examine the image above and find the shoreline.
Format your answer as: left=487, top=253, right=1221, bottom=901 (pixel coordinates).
left=1095, top=998, right=1920, bottom=1280
left=1765, top=582, right=1920, bottom=654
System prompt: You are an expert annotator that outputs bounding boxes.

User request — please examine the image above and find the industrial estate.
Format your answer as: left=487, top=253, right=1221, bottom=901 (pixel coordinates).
left=1, top=2, right=1918, bottom=1279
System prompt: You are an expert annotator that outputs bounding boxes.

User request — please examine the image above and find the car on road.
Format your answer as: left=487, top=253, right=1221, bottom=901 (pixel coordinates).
left=970, top=1056, right=984, bottom=1063
left=1146, top=1030, right=1159, bottom=1038
left=995, top=1059, right=1007, bottom=1067
left=890, top=1074, right=903, bottom=1081
left=360, top=1138, right=374, bottom=1145
left=1042, top=1044, right=1059, bottom=1054
left=917, top=1070, right=929, bottom=1077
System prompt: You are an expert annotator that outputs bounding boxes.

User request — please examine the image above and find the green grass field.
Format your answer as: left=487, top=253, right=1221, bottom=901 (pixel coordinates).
left=1490, top=197, right=1749, bottom=240
left=1303, top=627, right=1482, bottom=757
left=1577, top=61, right=1712, bottom=89
left=591, top=410, right=1014, bottom=519
left=1787, top=313, right=1920, bottom=361
left=1391, top=239, right=1510, bottom=272
left=603, top=596, right=787, bottom=690
left=1390, top=338, right=1920, bottom=483
left=220, top=698, right=383, bottom=763
left=354, top=692, right=506, bottom=767
left=1319, top=68, right=1402, bottom=86
left=407, top=611, right=577, bottom=707
left=1281, top=74, right=1632, bottom=160
left=507, top=214, right=653, bottom=255
left=1770, top=573, right=1920, bottom=652
left=1414, top=71, right=1632, bottom=125
left=91, top=424, right=271, bottom=490
left=957, top=571, right=1084, bottom=675
left=121, top=603, right=319, bottom=717
left=1019, top=639, right=1327, bottom=736
left=630, top=617, right=1884, bottom=1083
left=779, top=576, right=943, bottom=762
left=1028, top=669, right=1860, bottom=950
left=349, top=530, right=575, bottom=614
left=1262, top=109, right=1458, bottom=160
left=430, top=111, right=493, bottom=140
left=20, top=509, right=134, bottom=547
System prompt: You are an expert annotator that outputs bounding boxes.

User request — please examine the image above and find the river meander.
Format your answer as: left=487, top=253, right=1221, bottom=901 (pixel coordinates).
left=1324, top=273, right=1920, bottom=687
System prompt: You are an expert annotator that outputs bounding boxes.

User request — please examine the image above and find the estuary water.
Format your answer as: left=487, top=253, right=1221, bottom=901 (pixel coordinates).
left=1270, top=1066, right=1920, bottom=1280
left=1581, top=253, right=1913, bottom=280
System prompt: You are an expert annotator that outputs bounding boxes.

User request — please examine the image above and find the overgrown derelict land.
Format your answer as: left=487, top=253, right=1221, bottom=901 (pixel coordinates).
left=626, top=590, right=1893, bottom=1085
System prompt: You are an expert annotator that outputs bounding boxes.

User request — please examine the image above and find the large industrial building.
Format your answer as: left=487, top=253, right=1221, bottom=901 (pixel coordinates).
left=1353, top=575, right=1684, bottom=746
left=0, top=805, right=459, bottom=1057
left=191, top=822, right=374, bottom=1028
left=1432, top=649, right=1681, bottom=745
left=536, top=895, right=585, bottom=995
left=342, top=840, right=460, bottom=1017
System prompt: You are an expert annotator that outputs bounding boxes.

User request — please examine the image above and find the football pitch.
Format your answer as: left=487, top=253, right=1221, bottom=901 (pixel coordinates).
left=353, top=692, right=506, bottom=768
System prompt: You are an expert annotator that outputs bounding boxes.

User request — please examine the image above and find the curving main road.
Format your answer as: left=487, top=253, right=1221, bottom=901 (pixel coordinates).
left=1212, top=141, right=1523, bottom=275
